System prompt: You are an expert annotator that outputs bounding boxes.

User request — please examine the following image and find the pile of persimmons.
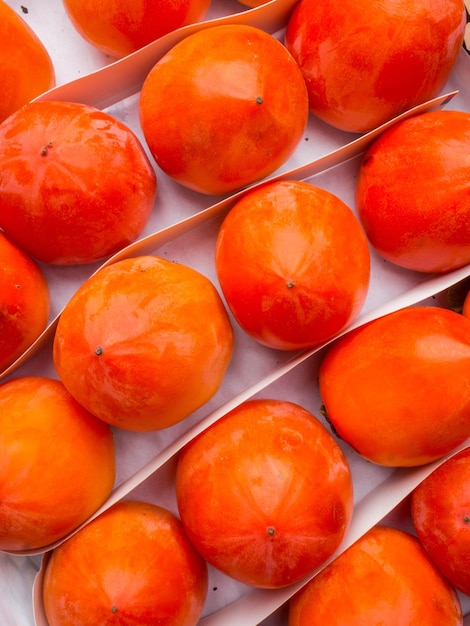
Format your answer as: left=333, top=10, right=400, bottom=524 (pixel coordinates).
left=1, top=0, right=470, bottom=624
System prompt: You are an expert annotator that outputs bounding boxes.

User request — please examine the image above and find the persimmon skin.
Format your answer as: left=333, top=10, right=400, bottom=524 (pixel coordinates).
left=411, top=447, right=470, bottom=596
left=215, top=180, right=370, bottom=350
left=0, top=232, right=50, bottom=372
left=0, top=1, right=55, bottom=123
left=175, top=399, right=354, bottom=588
left=288, top=525, right=463, bottom=625
left=285, top=0, right=466, bottom=132
left=0, top=376, right=115, bottom=552
left=62, top=0, right=211, bottom=59
left=0, top=100, right=157, bottom=265
left=319, top=306, right=470, bottom=467
left=356, top=110, right=470, bottom=273
left=53, top=255, right=234, bottom=432
left=42, top=500, right=208, bottom=626
left=139, top=24, right=309, bottom=194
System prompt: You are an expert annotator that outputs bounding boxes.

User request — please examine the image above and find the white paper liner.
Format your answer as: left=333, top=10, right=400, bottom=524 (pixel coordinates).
left=1, top=0, right=470, bottom=623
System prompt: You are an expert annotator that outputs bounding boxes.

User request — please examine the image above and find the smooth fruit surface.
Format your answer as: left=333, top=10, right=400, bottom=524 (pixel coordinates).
left=356, top=110, right=470, bottom=273
left=139, top=24, right=309, bottom=194
left=0, top=376, right=115, bottom=551
left=0, top=1, right=55, bottom=123
left=53, top=255, right=234, bottom=431
left=42, top=500, right=208, bottom=625
left=0, top=232, right=50, bottom=371
left=62, top=0, right=211, bottom=58
left=319, top=306, right=470, bottom=467
left=285, top=0, right=466, bottom=132
left=411, top=446, right=470, bottom=596
left=215, top=180, right=370, bottom=350
left=288, top=525, right=463, bottom=625
left=175, top=398, right=354, bottom=588
left=0, top=100, right=156, bottom=265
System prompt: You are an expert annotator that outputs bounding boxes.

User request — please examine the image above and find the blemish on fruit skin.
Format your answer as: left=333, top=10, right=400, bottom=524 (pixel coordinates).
left=111, top=606, right=118, bottom=613
left=256, top=96, right=263, bottom=104
left=286, top=281, right=295, bottom=288
left=95, top=346, right=103, bottom=356
left=267, top=526, right=275, bottom=537
left=463, top=515, right=470, bottom=524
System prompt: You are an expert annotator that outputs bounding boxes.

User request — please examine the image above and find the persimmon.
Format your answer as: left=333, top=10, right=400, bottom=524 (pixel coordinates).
left=0, top=232, right=50, bottom=372
left=356, top=110, right=470, bottom=273
left=61, top=0, right=211, bottom=58
left=0, top=376, right=115, bottom=552
left=215, top=180, right=370, bottom=350
left=175, top=399, right=354, bottom=588
left=284, top=0, right=466, bottom=132
left=139, top=24, right=309, bottom=194
left=0, top=1, right=55, bottom=124
left=53, top=255, right=234, bottom=432
left=288, top=525, right=463, bottom=625
left=42, top=500, right=208, bottom=625
left=0, top=100, right=156, bottom=265
left=319, top=306, right=470, bottom=467
left=411, top=446, right=470, bottom=596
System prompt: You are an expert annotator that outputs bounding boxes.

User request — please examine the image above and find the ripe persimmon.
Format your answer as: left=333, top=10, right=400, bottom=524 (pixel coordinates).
left=175, top=399, right=353, bottom=588
left=53, top=255, right=234, bottom=431
left=285, top=0, right=466, bottom=132
left=139, top=24, right=309, bottom=194
left=411, top=446, right=470, bottom=597
left=319, top=306, right=470, bottom=467
left=215, top=180, right=370, bottom=350
left=0, top=100, right=157, bottom=265
left=356, top=110, right=470, bottom=273
left=0, top=232, right=50, bottom=372
left=288, top=525, right=463, bottom=625
left=0, top=376, right=115, bottom=552
left=62, top=0, right=211, bottom=58
left=0, top=1, right=55, bottom=123
left=42, top=500, right=208, bottom=625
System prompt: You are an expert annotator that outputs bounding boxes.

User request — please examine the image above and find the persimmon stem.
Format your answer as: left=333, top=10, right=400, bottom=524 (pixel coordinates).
left=40, top=142, right=53, bottom=156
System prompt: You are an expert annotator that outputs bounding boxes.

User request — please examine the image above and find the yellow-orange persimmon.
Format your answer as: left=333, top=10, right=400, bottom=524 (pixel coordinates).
left=61, top=0, right=212, bottom=58
left=285, top=0, right=466, bottom=132
left=140, top=24, right=309, bottom=194
left=0, top=232, right=50, bottom=372
left=53, top=256, right=234, bottom=431
left=288, top=525, right=462, bottom=625
left=0, top=1, right=55, bottom=123
left=42, top=500, right=208, bottom=625
left=0, top=376, right=115, bottom=552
